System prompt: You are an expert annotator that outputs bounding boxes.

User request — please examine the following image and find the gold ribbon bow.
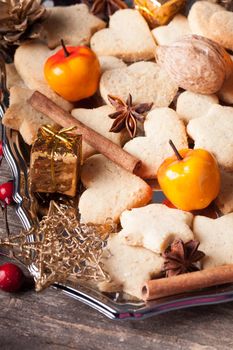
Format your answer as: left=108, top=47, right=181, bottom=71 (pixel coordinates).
left=40, top=125, right=77, bottom=191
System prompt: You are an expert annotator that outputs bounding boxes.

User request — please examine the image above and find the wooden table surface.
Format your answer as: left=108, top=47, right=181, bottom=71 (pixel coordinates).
left=1, top=159, right=233, bottom=350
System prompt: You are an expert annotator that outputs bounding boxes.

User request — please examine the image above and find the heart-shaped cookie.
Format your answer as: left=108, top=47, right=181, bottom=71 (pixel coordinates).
left=100, top=62, right=178, bottom=108
left=152, top=14, right=191, bottom=46
left=79, top=154, right=152, bottom=224
left=209, top=11, right=233, bottom=51
left=188, top=1, right=233, bottom=51
left=91, top=9, right=156, bottom=62
left=188, top=1, right=225, bottom=38
left=98, top=56, right=126, bottom=73
left=124, top=107, right=188, bottom=179
left=176, top=91, right=219, bottom=124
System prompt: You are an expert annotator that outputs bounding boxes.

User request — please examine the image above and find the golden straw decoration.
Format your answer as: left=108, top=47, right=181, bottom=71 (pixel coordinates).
left=0, top=201, right=116, bottom=291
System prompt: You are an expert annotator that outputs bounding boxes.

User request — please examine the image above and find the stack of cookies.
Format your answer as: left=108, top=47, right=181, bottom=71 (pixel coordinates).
left=2, top=1, right=233, bottom=300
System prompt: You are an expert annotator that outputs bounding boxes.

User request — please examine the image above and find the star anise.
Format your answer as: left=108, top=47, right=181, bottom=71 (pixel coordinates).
left=163, top=239, right=205, bottom=278
left=108, top=94, right=153, bottom=138
left=82, top=0, right=128, bottom=20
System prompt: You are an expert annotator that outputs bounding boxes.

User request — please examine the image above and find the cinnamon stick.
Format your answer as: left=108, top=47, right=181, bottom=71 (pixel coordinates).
left=142, top=264, right=233, bottom=301
left=29, top=91, right=141, bottom=174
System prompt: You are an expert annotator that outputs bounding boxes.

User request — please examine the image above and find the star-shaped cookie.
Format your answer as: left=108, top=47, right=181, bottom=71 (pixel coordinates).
left=5, top=64, right=24, bottom=89
left=120, top=203, right=194, bottom=254
left=99, top=233, right=163, bottom=299
left=40, top=4, right=106, bottom=49
left=124, top=107, right=188, bottom=178
left=215, top=171, right=233, bottom=215
left=187, top=104, right=233, bottom=171
left=193, top=213, right=233, bottom=269
left=2, top=86, right=52, bottom=145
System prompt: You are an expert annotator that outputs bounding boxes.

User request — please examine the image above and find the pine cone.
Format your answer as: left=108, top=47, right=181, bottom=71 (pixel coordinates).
left=0, top=0, right=47, bottom=55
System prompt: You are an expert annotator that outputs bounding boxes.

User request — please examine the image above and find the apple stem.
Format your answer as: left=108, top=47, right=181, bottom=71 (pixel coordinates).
left=61, top=39, right=70, bottom=57
left=169, top=139, right=183, bottom=161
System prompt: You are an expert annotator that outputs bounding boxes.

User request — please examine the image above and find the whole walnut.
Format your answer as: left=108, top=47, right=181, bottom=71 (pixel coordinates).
left=156, top=35, right=233, bottom=94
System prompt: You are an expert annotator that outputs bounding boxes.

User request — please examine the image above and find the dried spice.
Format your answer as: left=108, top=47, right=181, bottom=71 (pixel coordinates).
left=0, top=0, right=47, bottom=56
left=163, top=239, right=205, bottom=277
left=0, top=201, right=116, bottom=291
left=82, top=0, right=128, bottom=20
left=108, top=94, right=153, bottom=138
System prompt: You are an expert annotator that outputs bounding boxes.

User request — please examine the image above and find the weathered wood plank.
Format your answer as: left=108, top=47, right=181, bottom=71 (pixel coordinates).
left=1, top=158, right=233, bottom=350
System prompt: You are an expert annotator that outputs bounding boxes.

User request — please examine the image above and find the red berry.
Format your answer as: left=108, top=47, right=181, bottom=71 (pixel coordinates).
left=0, top=263, right=24, bottom=292
left=0, top=181, right=13, bottom=205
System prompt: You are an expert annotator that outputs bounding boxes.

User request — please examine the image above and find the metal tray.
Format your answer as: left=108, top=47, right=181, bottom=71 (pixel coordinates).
left=2, top=95, right=233, bottom=320
left=2, top=0, right=233, bottom=320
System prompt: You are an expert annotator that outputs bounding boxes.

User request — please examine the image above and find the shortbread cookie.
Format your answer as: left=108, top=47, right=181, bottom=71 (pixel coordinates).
left=218, top=57, right=233, bottom=104
left=40, top=4, right=106, bottom=49
left=79, top=154, right=152, bottom=224
left=2, top=86, right=52, bottom=145
left=193, top=213, right=233, bottom=269
left=152, top=15, right=191, bottom=46
left=124, top=108, right=188, bottom=178
left=219, top=74, right=233, bottom=104
left=71, top=106, right=129, bottom=160
left=209, top=11, right=233, bottom=51
left=120, top=204, right=194, bottom=254
left=176, top=91, right=219, bottom=124
left=14, top=42, right=73, bottom=111
left=188, top=1, right=225, bottom=37
left=99, top=233, right=163, bottom=299
left=215, top=171, right=233, bottom=215
left=100, top=62, right=178, bottom=108
left=91, top=9, right=156, bottom=62
left=98, top=56, right=126, bottom=73
left=187, top=105, right=233, bottom=171
left=6, top=64, right=24, bottom=89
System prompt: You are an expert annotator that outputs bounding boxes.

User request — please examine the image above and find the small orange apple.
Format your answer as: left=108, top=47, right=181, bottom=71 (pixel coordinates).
left=44, top=40, right=100, bottom=102
left=158, top=140, right=220, bottom=211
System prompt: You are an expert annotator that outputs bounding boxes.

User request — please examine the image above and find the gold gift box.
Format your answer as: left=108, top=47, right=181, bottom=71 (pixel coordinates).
left=134, top=0, right=186, bottom=28
left=30, top=125, right=82, bottom=197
